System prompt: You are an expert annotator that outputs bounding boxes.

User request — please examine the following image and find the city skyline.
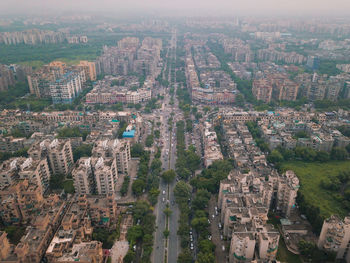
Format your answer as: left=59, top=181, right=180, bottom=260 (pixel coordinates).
left=0, top=0, right=350, bottom=16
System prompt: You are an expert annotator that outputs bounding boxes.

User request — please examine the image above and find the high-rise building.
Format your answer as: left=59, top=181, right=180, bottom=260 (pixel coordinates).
left=0, top=64, right=15, bottom=91
left=306, top=56, right=320, bottom=70
left=76, top=61, right=97, bottom=81
left=252, top=79, right=273, bottom=103
left=92, top=139, right=131, bottom=174
left=276, top=170, right=299, bottom=217
left=48, top=139, right=74, bottom=175
left=0, top=157, right=51, bottom=192
left=72, top=157, right=94, bottom=195
left=50, top=71, right=83, bottom=104
left=92, top=157, right=118, bottom=195
left=318, top=216, right=350, bottom=262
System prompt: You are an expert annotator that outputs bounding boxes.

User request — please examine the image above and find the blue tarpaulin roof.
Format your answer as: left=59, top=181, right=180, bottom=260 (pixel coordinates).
left=123, top=130, right=135, bottom=138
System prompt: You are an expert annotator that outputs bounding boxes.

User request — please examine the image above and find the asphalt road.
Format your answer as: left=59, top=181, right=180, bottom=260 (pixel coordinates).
left=153, top=28, right=180, bottom=263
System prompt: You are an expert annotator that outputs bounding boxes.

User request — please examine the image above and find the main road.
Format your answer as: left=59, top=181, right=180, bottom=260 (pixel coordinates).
left=153, top=28, right=180, bottom=263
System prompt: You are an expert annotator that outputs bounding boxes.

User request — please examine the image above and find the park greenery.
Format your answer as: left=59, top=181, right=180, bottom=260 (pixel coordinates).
left=190, top=160, right=234, bottom=194
left=49, top=174, right=75, bottom=194
left=72, top=144, right=92, bottom=162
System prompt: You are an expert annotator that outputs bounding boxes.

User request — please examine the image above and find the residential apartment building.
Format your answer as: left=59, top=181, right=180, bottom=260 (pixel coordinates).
left=0, top=157, right=51, bottom=192
left=91, top=157, right=118, bottom=195
left=318, top=216, right=350, bottom=262
left=0, top=179, right=44, bottom=224
left=277, top=170, right=300, bottom=217
left=252, top=79, right=273, bottom=103
left=76, top=61, right=97, bottom=81
left=0, top=136, right=26, bottom=153
left=0, top=64, right=15, bottom=91
left=92, top=139, right=131, bottom=174
left=48, top=139, right=74, bottom=175
left=72, top=157, right=94, bottom=195
left=50, top=71, right=83, bottom=104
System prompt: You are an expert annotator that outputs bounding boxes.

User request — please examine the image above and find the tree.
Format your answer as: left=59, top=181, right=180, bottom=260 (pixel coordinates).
left=151, top=158, right=162, bottom=171
left=154, top=130, right=160, bottom=139
left=191, top=217, right=209, bottom=234
left=192, top=189, right=211, bottom=210
left=199, top=240, right=215, bottom=253
left=120, top=176, right=130, bottom=196
left=73, top=144, right=92, bottom=162
left=131, top=143, right=144, bottom=157
left=135, top=103, right=142, bottom=110
left=127, top=225, right=143, bottom=244
left=316, top=151, right=330, bottom=162
left=174, top=181, right=192, bottom=204
left=177, top=249, right=193, bottom=263
left=163, top=229, right=170, bottom=238
left=163, top=207, right=172, bottom=217
left=132, top=179, right=146, bottom=196
left=331, top=147, right=349, bottom=160
left=162, top=169, right=176, bottom=183
left=124, top=250, right=136, bottom=263
left=267, top=149, right=284, bottom=164
left=196, top=252, right=215, bottom=263
left=145, top=135, right=154, bottom=147
left=298, top=239, right=315, bottom=259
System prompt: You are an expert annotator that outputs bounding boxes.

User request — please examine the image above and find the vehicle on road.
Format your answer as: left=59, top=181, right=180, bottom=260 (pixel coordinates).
left=162, top=190, right=166, bottom=195
left=222, top=245, right=225, bottom=251
left=162, top=197, right=165, bottom=202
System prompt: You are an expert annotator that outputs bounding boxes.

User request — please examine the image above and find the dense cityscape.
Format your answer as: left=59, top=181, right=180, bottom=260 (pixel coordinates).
left=1, top=2, right=350, bottom=263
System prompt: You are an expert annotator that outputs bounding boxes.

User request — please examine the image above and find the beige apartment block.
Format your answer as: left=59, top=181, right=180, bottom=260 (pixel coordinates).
left=318, top=216, right=350, bottom=262
left=277, top=170, right=299, bottom=217
left=92, top=157, right=118, bottom=196
left=48, top=139, right=74, bottom=175
left=92, top=139, right=131, bottom=174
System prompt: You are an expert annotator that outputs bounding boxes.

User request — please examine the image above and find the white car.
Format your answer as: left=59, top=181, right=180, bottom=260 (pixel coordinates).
left=222, top=245, right=225, bottom=251
left=162, top=190, right=166, bottom=195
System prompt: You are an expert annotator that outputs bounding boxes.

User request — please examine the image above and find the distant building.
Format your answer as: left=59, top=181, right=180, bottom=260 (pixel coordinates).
left=252, top=79, right=273, bottom=103
left=306, top=56, right=320, bottom=70
left=50, top=71, right=83, bottom=104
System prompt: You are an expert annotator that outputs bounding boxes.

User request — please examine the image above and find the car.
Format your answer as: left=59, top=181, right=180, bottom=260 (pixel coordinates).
left=208, top=219, right=210, bottom=224
left=218, top=223, right=222, bottom=229
left=208, top=235, right=212, bottom=241
left=162, top=197, right=165, bottom=202
left=212, top=214, right=215, bottom=219
left=162, top=190, right=166, bottom=195
left=220, top=235, right=223, bottom=240
left=222, top=245, right=225, bottom=251
left=215, top=206, right=218, bottom=211
left=215, top=210, right=218, bottom=216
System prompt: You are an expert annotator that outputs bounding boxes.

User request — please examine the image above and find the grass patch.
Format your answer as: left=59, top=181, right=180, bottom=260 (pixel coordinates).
left=280, top=160, right=350, bottom=218
left=63, top=180, right=75, bottom=194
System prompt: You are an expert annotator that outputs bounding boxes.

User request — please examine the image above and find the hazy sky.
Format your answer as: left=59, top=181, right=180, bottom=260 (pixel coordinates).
left=1, top=0, right=350, bottom=16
